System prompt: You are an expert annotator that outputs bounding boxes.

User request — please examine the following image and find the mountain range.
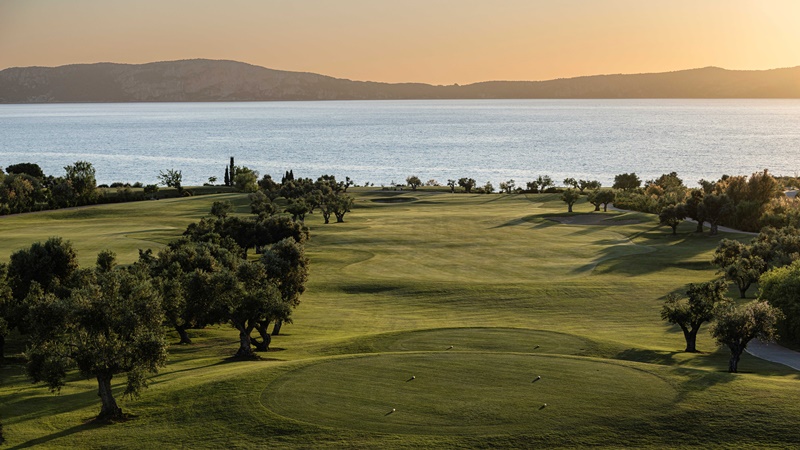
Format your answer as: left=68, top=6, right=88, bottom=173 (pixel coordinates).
left=1, top=59, right=799, bottom=103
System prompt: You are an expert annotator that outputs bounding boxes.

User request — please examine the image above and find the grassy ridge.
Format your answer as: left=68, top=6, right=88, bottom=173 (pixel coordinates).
left=1, top=189, right=798, bottom=448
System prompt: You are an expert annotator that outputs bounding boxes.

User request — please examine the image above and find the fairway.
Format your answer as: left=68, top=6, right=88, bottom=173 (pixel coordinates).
left=2, top=189, right=800, bottom=448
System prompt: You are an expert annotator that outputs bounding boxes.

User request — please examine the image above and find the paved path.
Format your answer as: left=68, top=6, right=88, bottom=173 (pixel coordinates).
left=745, top=340, right=800, bottom=371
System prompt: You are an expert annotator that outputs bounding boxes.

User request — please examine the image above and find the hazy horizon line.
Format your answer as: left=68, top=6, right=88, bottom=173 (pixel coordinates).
left=4, top=58, right=800, bottom=87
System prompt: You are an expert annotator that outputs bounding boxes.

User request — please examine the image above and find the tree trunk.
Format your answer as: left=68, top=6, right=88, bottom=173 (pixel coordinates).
left=175, top=325, right=192, bottom=345
left=96, top=373, right=123, bottom=420
left=682, top=327, right=698, bottom=353
left=0, top=335, right=5, bottom=365
left=253, top=322, right=272, bottom=351
left=709, top=222, right=718, bottom=236
left=738, top=282, right=749, bottom=299
left=603, top=203, right=609, bottom=212
left=671, top=224, right=678, bottom=235
left=567, top=204, right=573, bottom=213
left=593, top=204, right=600, bottom=211
left=235, top=323, right=254, bottom=357
left=695, top=220, right=704, bottom=233
left=335, top=212, right=345, bottom=223
left=272, top=320, right=283, bottom=336
left=728, top=346, right=743, bottom=373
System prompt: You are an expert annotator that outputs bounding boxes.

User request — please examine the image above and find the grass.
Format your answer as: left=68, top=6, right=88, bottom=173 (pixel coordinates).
left=1, top=189, right=799, bottom=448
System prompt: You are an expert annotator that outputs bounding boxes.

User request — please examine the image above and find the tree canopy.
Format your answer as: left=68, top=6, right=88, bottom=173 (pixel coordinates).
left=659, top=203, right=687, bottom=235
left=561, top=189, right=581, bottom=212
left=613, top=172, right=641, bottom=191
left=710, top=301, right=782, bottom=373
left=759, top=260, right=800, bottom=343
left=712, top=239, right=766, bottom=298
left=406, top=175, right=422, bottom=190
left=25, top=263, right=168, bottom=420
left=661, top=280, right=730, bottom=352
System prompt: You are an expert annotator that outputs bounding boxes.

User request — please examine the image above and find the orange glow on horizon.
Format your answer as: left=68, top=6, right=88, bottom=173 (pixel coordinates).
left=1, top=0, right=799, bottom=85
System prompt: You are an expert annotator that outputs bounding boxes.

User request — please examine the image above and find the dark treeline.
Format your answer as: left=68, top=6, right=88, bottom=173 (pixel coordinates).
left=0, top=161, right=103, bottom=214
left=0, top=161, right=172, bottom=215
left=611, top=169, right=799, bottom=234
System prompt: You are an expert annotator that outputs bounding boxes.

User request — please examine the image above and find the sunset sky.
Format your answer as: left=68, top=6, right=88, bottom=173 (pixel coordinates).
left=1, top=0, right=799, bottom=85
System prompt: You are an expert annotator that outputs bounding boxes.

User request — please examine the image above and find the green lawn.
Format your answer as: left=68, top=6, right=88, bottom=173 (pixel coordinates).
left=1, top=189, right=798, bottom=448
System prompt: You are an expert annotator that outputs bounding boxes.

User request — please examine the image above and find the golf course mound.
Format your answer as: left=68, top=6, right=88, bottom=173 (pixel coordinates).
left=361, top=327, right=595, bottom=355
left=262, top=353, right=676, bottom=436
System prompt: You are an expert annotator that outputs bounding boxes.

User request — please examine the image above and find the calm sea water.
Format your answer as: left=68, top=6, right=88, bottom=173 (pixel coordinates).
left=1, top=100, right=799, bottom=187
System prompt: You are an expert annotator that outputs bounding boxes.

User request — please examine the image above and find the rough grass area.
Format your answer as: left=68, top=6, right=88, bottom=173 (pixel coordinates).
left=1, top=190, right=799, bottom=448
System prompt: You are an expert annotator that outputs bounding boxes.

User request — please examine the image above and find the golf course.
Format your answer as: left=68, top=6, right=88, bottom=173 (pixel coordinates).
left=1, top=189, right=799, bottom=448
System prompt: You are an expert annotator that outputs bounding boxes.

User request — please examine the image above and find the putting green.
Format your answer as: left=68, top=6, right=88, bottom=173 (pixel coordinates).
left=262, top=353, right=676, bottom=436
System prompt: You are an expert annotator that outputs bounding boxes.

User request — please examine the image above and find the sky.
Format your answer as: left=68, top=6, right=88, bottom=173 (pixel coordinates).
left=1, top=0, right=799, bottom=85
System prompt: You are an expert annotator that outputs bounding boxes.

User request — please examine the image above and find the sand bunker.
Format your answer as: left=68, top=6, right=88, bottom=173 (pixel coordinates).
left=545, top=214, right=642, bottom=226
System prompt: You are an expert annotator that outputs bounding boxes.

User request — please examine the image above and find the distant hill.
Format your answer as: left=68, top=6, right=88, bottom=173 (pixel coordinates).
left=1, top=59, right=799, bottom=103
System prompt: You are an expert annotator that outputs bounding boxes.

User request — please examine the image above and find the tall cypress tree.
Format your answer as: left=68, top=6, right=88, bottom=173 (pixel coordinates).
left=229, top=157, right=235, bottom=185
left=224, top=167, right=230, bottom=186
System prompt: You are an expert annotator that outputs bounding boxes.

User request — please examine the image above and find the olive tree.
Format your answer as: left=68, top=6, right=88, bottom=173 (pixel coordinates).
left=561, top=189, right=581, bottom=212
left=710, top=301, right=782, bottom=373
left=699, top=194, right=733, bottom=236
left=661, top=280, right=730, bottom=352
left=588, top=190, right=616, bottom=212
left=320, top=192, right=354, bottom=223
left=3, top=237, right=79, bottom=361
left=536, top=175, right=554, bottom=192
left=210, top=200, right=234, bottom=219
left=25, top=264, right=168, bottom=420
left=233, top=166, right=259, bottom=192
left=759, top=260, right=800, bottom=342
left=458, top=177, right=476, bottom=193
left=261, top=238, right=309, bottom=337
left=499, top=179, right=516, bottom=194
left=578, top=179, right=601, bottom=193
left=712, top=239, right=766, bottom=298
left=685, top=189, right=706, bottom=232
left=143, top=240, right=239, bottom=345
left=285, top=199, right=310, bottom=222
left=406, top=175, right=422, bottom=191
left=613, top=172, right=641, bottom=191
left=658, top=203, right=687, bottom=235
left=158, top=168, right=183, bottom=193
left=64, top=160, right=97, bottom=205
left=249, top=190, right=277, bottom=216
left=211, top=262, right=287, bottom=358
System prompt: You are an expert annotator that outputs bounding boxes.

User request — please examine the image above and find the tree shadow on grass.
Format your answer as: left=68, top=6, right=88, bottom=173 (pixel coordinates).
left=575, top=233, right=719, bottom=277
left=614, top=348, right=685, bottom=366
left=489, top=214, right=546, bottom=229
left=2, top=386, right=102, bottom=434
left=8, top=420, right=101, bottom=449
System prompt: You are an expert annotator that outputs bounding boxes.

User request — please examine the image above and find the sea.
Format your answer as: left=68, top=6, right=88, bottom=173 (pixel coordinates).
left=1, top=99, right=799, bottom=187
